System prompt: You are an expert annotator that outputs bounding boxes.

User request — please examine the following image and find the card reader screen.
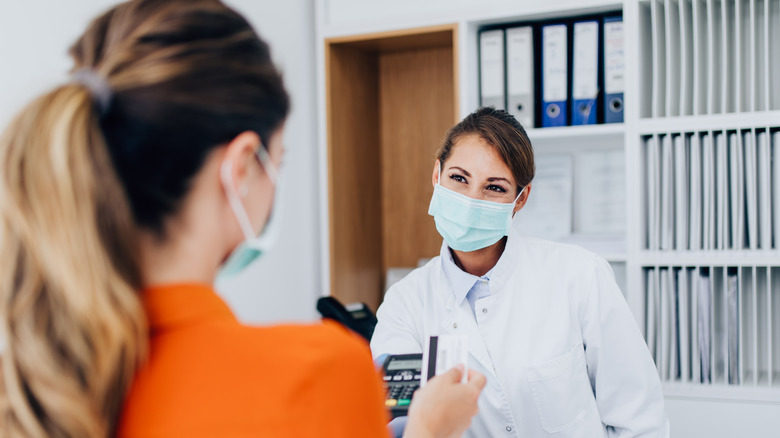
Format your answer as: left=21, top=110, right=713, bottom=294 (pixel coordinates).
left=387, top=359, right=422, bottom=371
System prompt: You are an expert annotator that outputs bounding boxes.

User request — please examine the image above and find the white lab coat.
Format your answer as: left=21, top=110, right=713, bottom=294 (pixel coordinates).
left=371, top=233, right=669, bottom=437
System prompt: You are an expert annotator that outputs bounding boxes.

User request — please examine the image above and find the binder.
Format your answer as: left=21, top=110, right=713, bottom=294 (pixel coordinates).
left=571, top=20, right=599, bottom=125
left=603, top=16, right=625, bottom=123
left=541, top=24, right=568, bottom=127
left=506, top=26, right=535, bottom=128
left=479, top=29, right=506, bottom=110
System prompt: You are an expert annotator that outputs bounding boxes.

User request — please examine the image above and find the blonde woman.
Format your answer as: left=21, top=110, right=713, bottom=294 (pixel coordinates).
left=0, top=1, right=484, bottom=437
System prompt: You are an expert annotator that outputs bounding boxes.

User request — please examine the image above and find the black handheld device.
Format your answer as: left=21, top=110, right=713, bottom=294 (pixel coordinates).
left=381, top=353, right=423, bottom=419
left=316, top=296, right=377, bottom=342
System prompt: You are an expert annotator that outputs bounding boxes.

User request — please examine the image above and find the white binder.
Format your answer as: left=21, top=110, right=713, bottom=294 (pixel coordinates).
left=506, top=26, right=535, bottom=128
left=571, top=21, right=599, bottom=125
left=479, top=30, right=506, bottom=110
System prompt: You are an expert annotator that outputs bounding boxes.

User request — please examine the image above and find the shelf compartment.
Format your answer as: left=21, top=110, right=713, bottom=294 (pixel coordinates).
left=325, top=24, right=458, bottom=310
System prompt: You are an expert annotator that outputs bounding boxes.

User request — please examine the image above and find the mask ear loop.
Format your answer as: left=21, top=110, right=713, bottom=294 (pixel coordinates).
left=513, top=186, right=526, bottom=204
left=221, top=141, right=276, bottom=241
left=221, top=159, right=257, bottom=240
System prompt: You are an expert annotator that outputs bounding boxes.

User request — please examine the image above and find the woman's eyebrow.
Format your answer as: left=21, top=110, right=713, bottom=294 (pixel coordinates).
left=448, top=166, right=471, bottom=177
left=487, top=177, right=510, bottom=183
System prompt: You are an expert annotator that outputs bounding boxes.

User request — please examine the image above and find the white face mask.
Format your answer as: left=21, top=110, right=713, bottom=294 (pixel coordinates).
left=217, top=145, right=281, bottom=280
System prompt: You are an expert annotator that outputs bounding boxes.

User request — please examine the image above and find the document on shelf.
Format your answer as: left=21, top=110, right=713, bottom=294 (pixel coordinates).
left=575, top=150, right=626, bottom=235
left=757, top=130, right=771, bottom=250
left=674, top=135, right=689, bottom=250
left=774, top=131, right=780, bottom=249
left=517, top=154, right=573, bottom=240
left=677, top=268, right=690, bottom=382
left=715, top=132, right=729, bottom=250
left=744, top=131, right=758, bottom=250
left=698, top=270, right=712, bottom=384
left=702, top=134, right=715, bottom=250
left=660, top=135, right=674, bottom=250
left=669, top=268, right=679, bottom=380
left=691, top=267, right=701, bottom=383
left=729, top=132, right=745, bottom=250
left=647, top=137, right=661, bottom=250
left=647, top=268, right=660, bottom=370
left=727, top=271, right=740, bottom=385
left=660, top=268, right=670, bottom=380
left=689, top=134, right=702, bottom=250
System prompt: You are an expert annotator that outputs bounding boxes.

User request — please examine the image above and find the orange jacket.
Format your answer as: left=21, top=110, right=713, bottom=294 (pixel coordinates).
left=118, top=284, right=390, bottom=437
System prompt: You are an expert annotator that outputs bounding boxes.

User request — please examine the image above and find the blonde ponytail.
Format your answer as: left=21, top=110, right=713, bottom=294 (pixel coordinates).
left=0, top=85, right=146, bottom=437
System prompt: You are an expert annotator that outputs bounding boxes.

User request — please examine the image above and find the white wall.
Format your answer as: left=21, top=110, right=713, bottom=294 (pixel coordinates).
left=0, top=0, right=320, bottom=324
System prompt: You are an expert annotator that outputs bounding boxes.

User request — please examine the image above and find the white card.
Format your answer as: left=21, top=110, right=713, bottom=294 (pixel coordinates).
left=421, top=334, right=468, bottom=386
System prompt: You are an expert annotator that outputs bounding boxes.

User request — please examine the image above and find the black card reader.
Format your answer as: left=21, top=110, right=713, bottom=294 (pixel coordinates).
left=381, top=353, right=423, bottom=419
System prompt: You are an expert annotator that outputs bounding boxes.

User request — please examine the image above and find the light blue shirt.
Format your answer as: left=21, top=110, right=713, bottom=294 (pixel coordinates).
left=440, top=244, right=495, bottom=318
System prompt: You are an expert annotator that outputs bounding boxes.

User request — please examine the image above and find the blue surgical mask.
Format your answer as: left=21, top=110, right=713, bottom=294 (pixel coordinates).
left=218, top=145, right=281, bottom=280
left=428, top=164, right=524, bottom=252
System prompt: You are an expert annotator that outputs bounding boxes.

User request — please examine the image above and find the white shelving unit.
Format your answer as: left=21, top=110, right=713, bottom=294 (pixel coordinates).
left=315, top=0, right=780, bottom=434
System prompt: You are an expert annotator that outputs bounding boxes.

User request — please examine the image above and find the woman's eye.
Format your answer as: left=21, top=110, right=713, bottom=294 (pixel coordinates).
left=487, top=185, right=506, bottom=193
left=450, top=174, right=467, bottom=183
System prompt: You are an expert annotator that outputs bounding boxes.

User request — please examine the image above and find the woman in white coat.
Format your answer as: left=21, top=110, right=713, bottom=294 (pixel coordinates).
left=371, top=107, right=669, bottom=437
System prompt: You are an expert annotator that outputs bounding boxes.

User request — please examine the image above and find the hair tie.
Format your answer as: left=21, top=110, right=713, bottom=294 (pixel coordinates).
left=71, top=68, right=112, bottom=116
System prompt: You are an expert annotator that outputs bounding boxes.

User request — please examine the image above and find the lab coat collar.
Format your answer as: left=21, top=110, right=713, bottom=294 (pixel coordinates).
left=440, top=245, right=486, bottom=307
left=439, top=230, right=521, bottom=308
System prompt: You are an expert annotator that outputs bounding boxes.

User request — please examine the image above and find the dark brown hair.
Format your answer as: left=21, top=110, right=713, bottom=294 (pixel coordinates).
left=0, top=1, right=289, bottom=436
left=437, top=107, right=534, bottom=195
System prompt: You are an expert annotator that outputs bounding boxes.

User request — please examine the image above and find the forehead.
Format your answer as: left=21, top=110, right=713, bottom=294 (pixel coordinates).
left=446, top=134, right=513, bottom=179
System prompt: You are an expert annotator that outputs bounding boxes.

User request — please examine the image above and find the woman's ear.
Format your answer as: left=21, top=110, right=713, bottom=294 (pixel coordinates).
left=220, top=131, right=262, bottom=195
left=513, top=183, right=532, bottom=214
left=431, top=159, right=441, bottom=188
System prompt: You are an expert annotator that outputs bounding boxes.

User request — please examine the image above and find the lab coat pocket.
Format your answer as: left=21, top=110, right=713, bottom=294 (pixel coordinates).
left=526, top=344, right=596, bottom=434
